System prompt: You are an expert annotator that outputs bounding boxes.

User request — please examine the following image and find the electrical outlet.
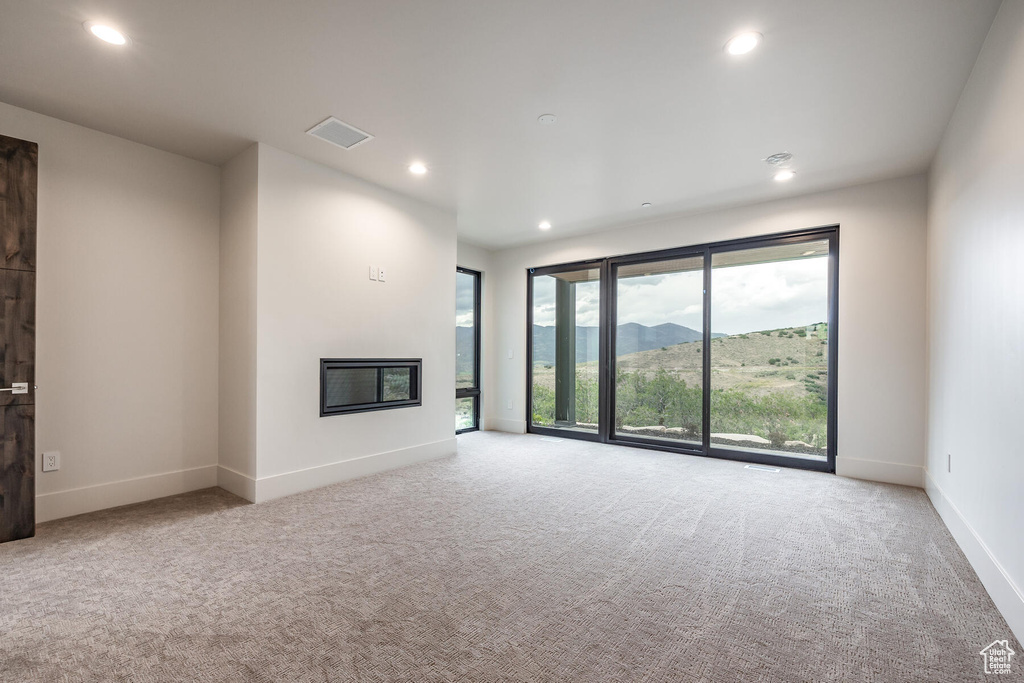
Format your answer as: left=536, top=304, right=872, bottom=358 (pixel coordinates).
left=506, top=399, right=513, bottom=411
left=369, top=266, right=378, bottom=281
left=42, top=451, right=60, bottom=472
left=507, top=348, right=514, bottom=359
left=378, top=267, right=386, bottom=282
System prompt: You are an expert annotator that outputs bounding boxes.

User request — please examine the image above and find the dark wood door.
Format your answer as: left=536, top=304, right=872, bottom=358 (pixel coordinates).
left=0, top=134, right=37, bottom=543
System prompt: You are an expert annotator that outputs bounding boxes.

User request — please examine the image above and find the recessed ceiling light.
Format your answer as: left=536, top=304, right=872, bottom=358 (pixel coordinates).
left=538, top=114, right=557, bottom=125
left=774, top=169, right=796, bottom=182
left=725, top=31, right=762, bottom=56
left=84, top=22, right=129, bottom=45
left=538, top=221, right=552, bottom=230
left=641, top=203, right=652, bottom=208
left=408, top=162, right=428, bottom=175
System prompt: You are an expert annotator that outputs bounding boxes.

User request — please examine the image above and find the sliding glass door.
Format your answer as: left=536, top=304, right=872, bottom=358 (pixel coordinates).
left=709, top=240, right=831, bottom=461
left=612, top=254, right=704, bottom=447
left=526, top=227, right=837, bottom=471
left=456, top=268, right=481, bottom=433
left=527, top=264, right=602, bottom=436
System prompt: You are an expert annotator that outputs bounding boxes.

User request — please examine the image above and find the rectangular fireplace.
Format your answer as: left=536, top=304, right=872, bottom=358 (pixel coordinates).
left=320, top=358, right=422, bottom=416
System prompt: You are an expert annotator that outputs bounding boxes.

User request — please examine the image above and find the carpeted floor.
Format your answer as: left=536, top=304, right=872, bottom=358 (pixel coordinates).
left=1, top=432, right=1019, bottom=682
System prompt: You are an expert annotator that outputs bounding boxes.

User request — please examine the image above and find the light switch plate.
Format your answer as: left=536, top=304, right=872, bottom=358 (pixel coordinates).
left=369, top=266, right=378, bottom=281
left=42, top=451, right=60, bottom=472
left=378, top=267, right=386, bottom=282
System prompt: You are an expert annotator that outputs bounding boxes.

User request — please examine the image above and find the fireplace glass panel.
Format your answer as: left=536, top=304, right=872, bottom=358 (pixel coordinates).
left=324, top=367, right=378, bottom=407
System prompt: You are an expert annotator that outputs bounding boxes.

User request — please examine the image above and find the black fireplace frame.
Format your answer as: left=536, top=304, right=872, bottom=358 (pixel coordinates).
left=320, top=358, right=422, bottom=417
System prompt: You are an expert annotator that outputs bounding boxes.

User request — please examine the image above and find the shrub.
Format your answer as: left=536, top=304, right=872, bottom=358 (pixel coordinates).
left=533, top=364, right=827, bottom=447
left=768, top=358, right=780, bottom=365
left=786, top=373, right=796, bottom=380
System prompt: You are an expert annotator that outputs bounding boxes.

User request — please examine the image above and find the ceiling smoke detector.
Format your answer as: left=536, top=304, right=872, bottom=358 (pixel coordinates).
left=764, top=152, right=794, bottom=166
left=306, top=116, right=374, bottom=150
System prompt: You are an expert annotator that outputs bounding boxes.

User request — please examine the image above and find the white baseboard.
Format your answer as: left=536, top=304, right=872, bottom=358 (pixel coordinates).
left=925, top=470, right=1024, bottom=644
left=485, top=417, right=527, bottom=434
left=35, top=465, right=218, bottom=524
left=836, top=456, right=924, bottom=487
left=217, top=465, right=257, bottom=502
left=254, top=438, right=457, bottom=503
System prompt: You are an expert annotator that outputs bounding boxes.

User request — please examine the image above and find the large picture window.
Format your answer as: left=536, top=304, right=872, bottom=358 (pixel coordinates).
left=527, top=227, right=838, bottom=472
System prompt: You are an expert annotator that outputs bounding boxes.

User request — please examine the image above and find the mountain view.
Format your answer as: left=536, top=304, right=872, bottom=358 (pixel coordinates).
left=531, top=323, right=830, bottom=457
left=530, top=322, right=725, bottom=364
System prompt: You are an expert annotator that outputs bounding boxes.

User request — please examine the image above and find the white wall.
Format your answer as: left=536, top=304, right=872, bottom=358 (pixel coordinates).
left=457, top=241, right=494, bottom=429
left=252, top=144, right=457, bottom=501
left=485, top=175, right=929, bottom=487
left=0, top=101, right=221, bottom=523
left=926, top=0, right=1024, bottom=642
left=218, top=144, right=259, bottom=500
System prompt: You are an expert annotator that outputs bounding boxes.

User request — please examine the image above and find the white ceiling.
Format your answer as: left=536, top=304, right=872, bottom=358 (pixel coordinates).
left=0, top=1, right=1000, bottom=248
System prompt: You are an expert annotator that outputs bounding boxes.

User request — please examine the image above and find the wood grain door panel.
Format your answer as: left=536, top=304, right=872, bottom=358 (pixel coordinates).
left=0, top=139, right=37, bottom=271
left=0, top=269, right=34, bottom=407
left=0, top=133, right=37, bottom=542
left=0, top=404, right=34, bottom=541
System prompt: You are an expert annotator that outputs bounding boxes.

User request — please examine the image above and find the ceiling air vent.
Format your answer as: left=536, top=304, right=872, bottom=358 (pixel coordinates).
left=306, top=116, right=374, bottom=150
left=763, top=152, right=793, bottom=166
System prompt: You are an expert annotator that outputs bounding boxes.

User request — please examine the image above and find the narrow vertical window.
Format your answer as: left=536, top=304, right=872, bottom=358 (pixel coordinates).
left=456, top=268, right=481, bottom=432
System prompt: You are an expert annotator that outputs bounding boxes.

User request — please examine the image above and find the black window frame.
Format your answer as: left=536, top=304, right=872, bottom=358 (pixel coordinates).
left=320, top=358, right=422, bottom=417
left=456, top=267, right=482, bottom=434
left=526, top=225, right=839, bottom=474
left=525, top=259, right=607, bottom=444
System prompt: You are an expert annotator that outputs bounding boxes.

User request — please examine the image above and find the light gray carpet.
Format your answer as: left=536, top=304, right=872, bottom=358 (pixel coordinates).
left=1, top=432, right=1019, bottom=682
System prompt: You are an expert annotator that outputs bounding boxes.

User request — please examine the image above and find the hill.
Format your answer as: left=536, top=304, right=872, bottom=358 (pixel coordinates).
left=533, top=323, right=829, bottom=400
left=530, top=323, right=830, bottom=452
left=531, top=322, right=723, bottom=364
